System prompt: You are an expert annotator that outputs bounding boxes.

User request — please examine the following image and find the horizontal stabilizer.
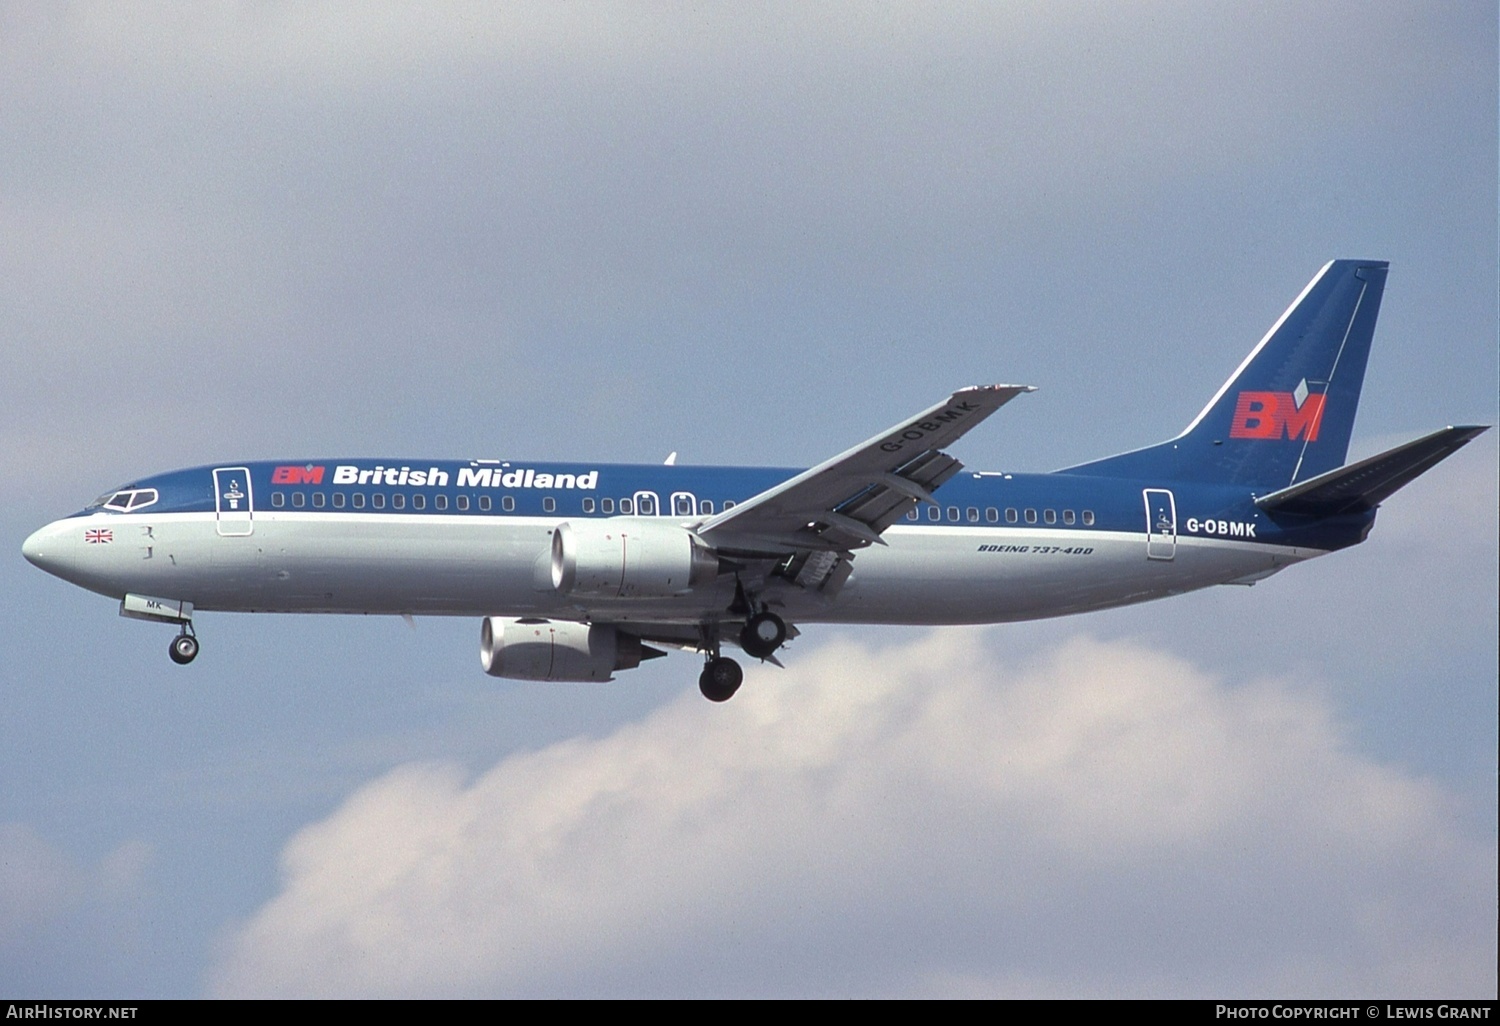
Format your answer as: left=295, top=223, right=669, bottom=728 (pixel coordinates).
left=1255, top=425, right=1488, bottom=516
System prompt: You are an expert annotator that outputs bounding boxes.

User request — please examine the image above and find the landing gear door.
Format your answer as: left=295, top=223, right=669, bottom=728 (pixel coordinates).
left=214, top=467, right=254, bottom=537
left=1143, top=488, right=1176, bottom=560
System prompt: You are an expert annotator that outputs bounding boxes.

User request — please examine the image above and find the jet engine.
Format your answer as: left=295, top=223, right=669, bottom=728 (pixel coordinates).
left=480, top=617, right=652, bottom=682
left=551, top=519, right=718, bottom=599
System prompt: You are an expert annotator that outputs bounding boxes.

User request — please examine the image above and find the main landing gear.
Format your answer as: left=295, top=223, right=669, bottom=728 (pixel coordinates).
left=699, top=656, right=744, bottom=703
left=698, top=609, right=789, bottom=702
left=739, top=611, right=787, bottom=660
left=168, top=625, right=199, bottom=665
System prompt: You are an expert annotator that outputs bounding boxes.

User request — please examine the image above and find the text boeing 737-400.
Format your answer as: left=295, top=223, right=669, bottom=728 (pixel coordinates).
left=22, top=261, right=1488, bottom=701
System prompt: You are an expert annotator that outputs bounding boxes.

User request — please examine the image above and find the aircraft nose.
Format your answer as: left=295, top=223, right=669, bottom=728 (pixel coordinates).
left=22, top=525, right=49, bottom=569
left=22, top=521, right=70, bottom=577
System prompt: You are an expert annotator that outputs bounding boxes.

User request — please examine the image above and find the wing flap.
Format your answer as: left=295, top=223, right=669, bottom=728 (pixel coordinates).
left=833, top=451, right=964, bottom=536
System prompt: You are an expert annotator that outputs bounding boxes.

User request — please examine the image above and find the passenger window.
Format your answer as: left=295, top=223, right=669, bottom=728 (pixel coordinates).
left=503, top=496, right=516, bottom=512
left=967, top=507, right=979, bottom=522
left=927, top=506, right=941, bottom=522
left=392, top=494, right=404, bottom=510
left=1006, top=508, right=1018, bottom=523
left=479, top=496, right=491, bottom=511
left=272, top=492, right=285, bottom=508
left=1082, top=510, right=1095, bottom=526
left=637, top=494, right=657, bottom=516
left=372, top=494, right=385, bottom=509
left=313, top=492, right=326, bottom=509
left=583, top=498, right=596, bottom=513
left=723, top=500, right=736, bottom=509
left=456, top=495, right=469, bottom=511
left=986, top=507, right=999, bottom=522
left=333, top=493, right=346, bottom=509
left=602, top=498, right=615, bottom=514
left=907, top=508, right=920, bottom=521
left=673, top=494, right=693, bottom=516
left=292, top=492, right=305, bottom=508
left=701, top=500, right=714, bottom=514
left=542, top=497, right=556, bottom=513
left=1044, top=509, right=1056, bottom=524
left=1063, top=510, right=1075, bottom=525
left=435, top=494, right=448, bottom=510
left=412, top=494, right=424, bottom=510
left=946, top=506, right=959, bottom=522
left=1025, top=509, right=1037, bottom=524
left=352, top=494, right=366, bottom=509
left=620, top=498, right=633, bottom=514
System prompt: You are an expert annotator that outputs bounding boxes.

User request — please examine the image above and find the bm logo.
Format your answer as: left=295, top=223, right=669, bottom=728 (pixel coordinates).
left=1228, top=388, right=1325, bottom=441
left=272, top=465, right=326, bottom=485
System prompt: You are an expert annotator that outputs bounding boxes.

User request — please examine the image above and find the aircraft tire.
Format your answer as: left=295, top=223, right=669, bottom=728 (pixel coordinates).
left=698, top=657, right=743, bottom=702
left=739, top=612, right=787, bottom=660
left=169, top=634, right=199, bottom=665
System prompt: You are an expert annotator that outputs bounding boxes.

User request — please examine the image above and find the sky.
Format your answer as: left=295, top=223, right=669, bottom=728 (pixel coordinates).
left=1, top=1, right=1495, bottom=998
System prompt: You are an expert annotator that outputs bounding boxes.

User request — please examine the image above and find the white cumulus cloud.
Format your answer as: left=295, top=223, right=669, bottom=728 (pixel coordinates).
left=208, top=631, right=1495, bottom=998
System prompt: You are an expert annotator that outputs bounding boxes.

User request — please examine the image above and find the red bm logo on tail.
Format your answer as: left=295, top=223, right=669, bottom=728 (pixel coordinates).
left=1228, top=391, right=1325, bottom=441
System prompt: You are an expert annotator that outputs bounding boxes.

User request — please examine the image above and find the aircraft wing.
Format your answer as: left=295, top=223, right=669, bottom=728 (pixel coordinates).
left=697, top=384, right=1033, bottom=557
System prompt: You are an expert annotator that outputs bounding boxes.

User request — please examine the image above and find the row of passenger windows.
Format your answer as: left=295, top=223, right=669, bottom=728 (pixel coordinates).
left=267, top=490, right=1094, bottom=528
left=268, top=491, right=739, bottom=515
left=906, top=505, right=1096, bottom=526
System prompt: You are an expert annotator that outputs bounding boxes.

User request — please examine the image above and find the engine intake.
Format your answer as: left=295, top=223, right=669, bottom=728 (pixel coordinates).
left=480, top=617, right=649, bottom=682
left=551, top=518, right=718, bottom=599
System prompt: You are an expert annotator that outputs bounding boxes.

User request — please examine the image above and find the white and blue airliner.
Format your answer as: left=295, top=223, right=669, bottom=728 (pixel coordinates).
left=23, top=261, right=1487, bottom=700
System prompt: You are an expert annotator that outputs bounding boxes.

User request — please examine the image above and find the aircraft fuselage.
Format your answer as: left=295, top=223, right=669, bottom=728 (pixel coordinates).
left=23, top=458, right=1365, bottom=627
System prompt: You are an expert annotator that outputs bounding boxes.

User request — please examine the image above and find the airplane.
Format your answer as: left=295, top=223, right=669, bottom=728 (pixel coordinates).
left=22, top=260, right=1488, bottom=701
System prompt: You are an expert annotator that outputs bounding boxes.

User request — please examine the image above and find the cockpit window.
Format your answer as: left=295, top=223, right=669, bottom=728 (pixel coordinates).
left=89, top=488, right=159, bottom=513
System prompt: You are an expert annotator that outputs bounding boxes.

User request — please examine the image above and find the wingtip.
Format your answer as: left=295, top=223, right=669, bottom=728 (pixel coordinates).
left=960, top=383, right=1038, bottom=394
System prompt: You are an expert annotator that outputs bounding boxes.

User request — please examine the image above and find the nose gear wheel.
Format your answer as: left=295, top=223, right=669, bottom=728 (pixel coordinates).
left=169, top=628, right=199, bottom=665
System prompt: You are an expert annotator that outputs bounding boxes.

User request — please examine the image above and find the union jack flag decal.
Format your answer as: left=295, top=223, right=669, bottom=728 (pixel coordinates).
left=84, top=529, right=113, bottom=544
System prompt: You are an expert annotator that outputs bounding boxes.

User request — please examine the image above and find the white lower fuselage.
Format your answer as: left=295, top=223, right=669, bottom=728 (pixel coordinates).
left=30, top=509, right=1320, bottom=628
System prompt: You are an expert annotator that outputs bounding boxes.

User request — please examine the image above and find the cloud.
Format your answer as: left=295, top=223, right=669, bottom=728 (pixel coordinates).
left=208, top=631, right=1495, bottom=998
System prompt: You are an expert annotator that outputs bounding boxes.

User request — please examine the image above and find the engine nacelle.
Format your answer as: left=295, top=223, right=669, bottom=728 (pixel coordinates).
left=480, top=617, right=647, bottom=682
left=551, top=518, right=718, bottom=599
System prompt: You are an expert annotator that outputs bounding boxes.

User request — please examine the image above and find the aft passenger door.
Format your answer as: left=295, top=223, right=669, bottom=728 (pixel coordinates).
left=214, top=467, right=254, bottom=536
left=1143, top=488, right=1175, bottom=560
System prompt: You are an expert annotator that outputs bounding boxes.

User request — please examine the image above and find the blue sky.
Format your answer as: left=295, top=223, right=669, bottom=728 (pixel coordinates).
left=2, top=2, right=1494, bottom=997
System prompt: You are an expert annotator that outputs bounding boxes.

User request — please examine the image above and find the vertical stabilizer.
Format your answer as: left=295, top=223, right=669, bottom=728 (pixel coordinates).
left=1061, top=260, right=1389, bottom=488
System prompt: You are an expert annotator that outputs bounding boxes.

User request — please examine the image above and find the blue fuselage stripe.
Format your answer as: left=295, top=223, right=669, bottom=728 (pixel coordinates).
left=73, top=459, right=1373, bottom=552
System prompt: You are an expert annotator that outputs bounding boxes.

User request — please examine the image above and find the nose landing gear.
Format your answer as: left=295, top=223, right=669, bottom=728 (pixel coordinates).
left=169, top=626, right=199, bottom=665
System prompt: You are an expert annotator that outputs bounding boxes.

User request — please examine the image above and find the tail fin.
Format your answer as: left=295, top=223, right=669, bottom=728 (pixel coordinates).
left=1062, top=260, right=1389, bottom=488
